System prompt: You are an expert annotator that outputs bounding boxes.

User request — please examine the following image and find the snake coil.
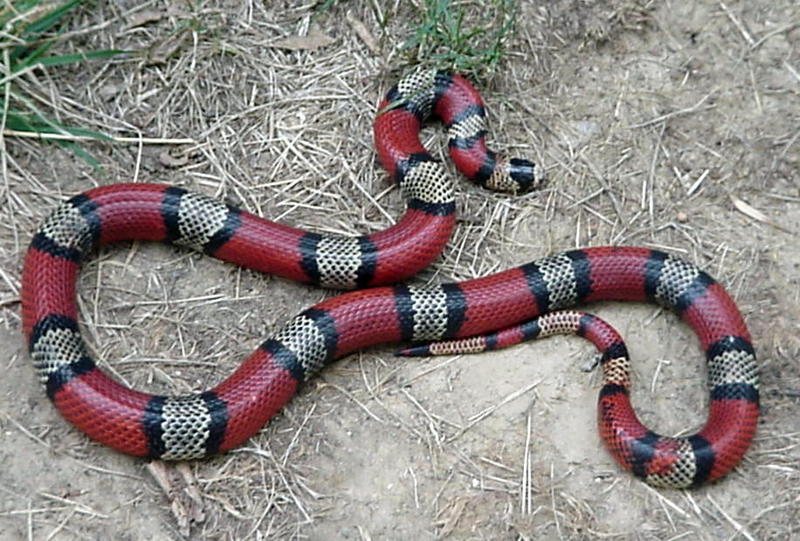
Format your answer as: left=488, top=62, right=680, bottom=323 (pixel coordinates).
left=21, top=70, right=758, bottom=488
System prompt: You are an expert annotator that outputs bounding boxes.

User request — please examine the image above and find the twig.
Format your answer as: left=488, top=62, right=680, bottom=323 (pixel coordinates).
left=629, top=92, right=716, bottom=129
left=719, top=2, right=755, bottom=45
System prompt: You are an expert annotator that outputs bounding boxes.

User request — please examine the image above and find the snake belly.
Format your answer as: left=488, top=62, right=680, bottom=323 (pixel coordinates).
left=20, top=70, right=757, bottom=488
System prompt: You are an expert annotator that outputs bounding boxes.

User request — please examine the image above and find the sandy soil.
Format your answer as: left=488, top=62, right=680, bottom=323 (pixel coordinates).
left=1, top=1, right=799, bottom=539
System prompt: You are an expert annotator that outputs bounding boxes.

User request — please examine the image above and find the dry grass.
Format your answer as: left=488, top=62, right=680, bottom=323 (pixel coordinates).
left=1, top=0, right=799, bottom=539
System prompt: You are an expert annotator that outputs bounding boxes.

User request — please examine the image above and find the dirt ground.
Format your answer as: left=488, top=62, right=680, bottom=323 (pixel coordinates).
left=1, top=1, right=799, bottom=539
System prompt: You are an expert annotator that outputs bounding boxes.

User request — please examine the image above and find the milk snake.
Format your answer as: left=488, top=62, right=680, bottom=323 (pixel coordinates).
left=21, top=69, right=758, bottom=488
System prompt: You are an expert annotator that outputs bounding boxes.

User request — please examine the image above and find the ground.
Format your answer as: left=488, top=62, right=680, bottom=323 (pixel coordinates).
left=1, top=1, right=799, bottom=539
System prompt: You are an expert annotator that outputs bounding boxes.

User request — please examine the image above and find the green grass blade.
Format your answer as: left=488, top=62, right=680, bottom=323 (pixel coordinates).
left=57, top=140, right=103, bottom=169
left=6, top=88, right=112, bottom=139
left=0, top=1, right=138, bottom=167
left=20, top=49, right=128, bottom=69
left=0, top=1, right=41, bottom=27
left=11, top=39, right=56, bottom=66
left=19, top=0, right=81, bottom=38
left=10, top=0, right=82, bottom=61
left=4, top=109, right=112, bottom=141
left=403, top=0, right=519, bottom=78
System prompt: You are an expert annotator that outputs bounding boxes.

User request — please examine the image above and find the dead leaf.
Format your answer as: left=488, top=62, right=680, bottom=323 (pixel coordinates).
left=346, top=12, right=380, bottom=54
left=126, top=9, right=163, bottom=29
left=146, top=461, right=173, bottom=496
left=97, top=83, right=123, bottom=101
left=176, top=463, right=205, bottom=518
left=272, top=28, right=334, bottom=51
left=147, top=27, right=191, bottom=65
left=434, top=497, right=468, bottom=538
left=731, top=195, right=768, bottom=222
left=146, top=461, right=206, bottom=536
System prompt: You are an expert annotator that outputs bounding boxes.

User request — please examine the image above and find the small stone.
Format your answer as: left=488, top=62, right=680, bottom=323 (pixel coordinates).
left=98, top=83, right=123, bottom=101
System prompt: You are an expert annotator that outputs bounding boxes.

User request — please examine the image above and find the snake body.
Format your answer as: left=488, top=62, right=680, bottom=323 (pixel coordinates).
left=21, top=70, right=758, bottom=488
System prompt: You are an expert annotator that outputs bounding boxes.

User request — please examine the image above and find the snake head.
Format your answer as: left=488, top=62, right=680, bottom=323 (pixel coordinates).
left=507, top=158, right=545, bottom=194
